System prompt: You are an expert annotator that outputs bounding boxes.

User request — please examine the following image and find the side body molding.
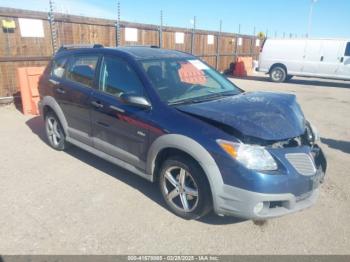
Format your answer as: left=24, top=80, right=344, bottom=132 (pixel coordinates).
left=146, top=134, right=224, bottom=208
left=40, top=96, right=69, bottom=136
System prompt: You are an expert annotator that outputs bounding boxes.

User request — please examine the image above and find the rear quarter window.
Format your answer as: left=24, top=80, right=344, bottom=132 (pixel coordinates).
left=51, top=56, right=68, bottom=78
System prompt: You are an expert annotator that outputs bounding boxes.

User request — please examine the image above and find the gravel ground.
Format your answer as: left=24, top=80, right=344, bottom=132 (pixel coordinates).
left=0, top=75, right=349, bottom=254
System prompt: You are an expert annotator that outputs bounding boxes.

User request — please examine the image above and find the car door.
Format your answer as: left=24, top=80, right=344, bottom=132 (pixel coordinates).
left=337, top=42, right=350, bottom=80
left=302, top=40, right=322, bottom=75
left=318, top=40, right=343, bottom=77
left=53, top=53, right=99, bottom=146
left=90, top=55, right=151, bottom=171
left=48, top=55, right=96, bottom=145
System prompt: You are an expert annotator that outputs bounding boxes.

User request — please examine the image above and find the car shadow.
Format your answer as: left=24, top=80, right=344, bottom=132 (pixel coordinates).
left=230, top=75, right=350, bottom=89
left=321, top=137, right=350, bottom=154
left=25, top=116, right=245, bottom=225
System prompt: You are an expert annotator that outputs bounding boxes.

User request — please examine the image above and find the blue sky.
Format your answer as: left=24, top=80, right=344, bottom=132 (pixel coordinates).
left=0, top=0, right=349, bottom=38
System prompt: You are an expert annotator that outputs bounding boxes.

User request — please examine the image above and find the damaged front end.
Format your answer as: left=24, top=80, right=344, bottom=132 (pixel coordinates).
left=177, top=91, right=327, bottom=178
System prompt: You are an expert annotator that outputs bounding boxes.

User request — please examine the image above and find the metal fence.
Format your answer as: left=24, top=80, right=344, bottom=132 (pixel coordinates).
left=0, top=6, right=262, bottom=98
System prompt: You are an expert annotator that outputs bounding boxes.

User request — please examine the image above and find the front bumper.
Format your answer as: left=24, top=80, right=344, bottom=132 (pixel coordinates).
left=214, top=182, right=320, bottom=220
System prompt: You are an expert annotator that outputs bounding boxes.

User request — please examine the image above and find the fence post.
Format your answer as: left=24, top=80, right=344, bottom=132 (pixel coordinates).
left=191, top=16, right=196, bottom=54
left=48, top=0, right=58, bottom=54
left=215, top=20, right=222, bottom=70
left=250, top=26, right=256, bottom=58
left=159, top=10, right=163, bottom=48
left=115, top=1, right=121, bottom=46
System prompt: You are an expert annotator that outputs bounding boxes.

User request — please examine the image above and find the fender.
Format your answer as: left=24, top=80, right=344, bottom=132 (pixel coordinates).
left=40, top=96, right=69, bottom=136
left=146, top=134, right=224, bottom=208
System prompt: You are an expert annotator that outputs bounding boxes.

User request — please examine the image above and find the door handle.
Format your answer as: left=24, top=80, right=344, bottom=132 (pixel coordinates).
left=109, top=105, right=125, bottom=113
left=55, top=87, right=66, bottom=94
left=49, top=79, right=60, bottom=85
left=91, top=100, right=103, bottom=108
left=340, top=57, right=344, bottom=63
left=320, top=56, right=324, bottom=61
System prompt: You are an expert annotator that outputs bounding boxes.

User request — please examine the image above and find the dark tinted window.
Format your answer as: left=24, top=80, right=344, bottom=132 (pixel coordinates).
left=66, top=55, right=99, bottom=88
left=51, top=56, right=68, bottom=78
left=345, top=42, right=350, bottom=56
left=99, top=56, right=144, bottom=96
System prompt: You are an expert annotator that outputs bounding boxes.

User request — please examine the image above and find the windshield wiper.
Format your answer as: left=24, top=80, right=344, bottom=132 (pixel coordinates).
left=169, top=91, right=238, bottom=106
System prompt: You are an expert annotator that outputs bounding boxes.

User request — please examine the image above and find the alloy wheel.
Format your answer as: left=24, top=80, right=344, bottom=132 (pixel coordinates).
left=162, top=166, right=199, bottom=212
left=46, top=116, right=63, bottom=147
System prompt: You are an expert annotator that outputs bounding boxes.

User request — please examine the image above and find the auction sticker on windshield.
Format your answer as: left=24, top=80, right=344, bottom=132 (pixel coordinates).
left=188, top=59, right=209, bottom=70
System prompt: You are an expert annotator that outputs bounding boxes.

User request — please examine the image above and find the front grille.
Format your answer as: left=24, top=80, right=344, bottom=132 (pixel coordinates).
left=285, top=153, right=316, bottom=176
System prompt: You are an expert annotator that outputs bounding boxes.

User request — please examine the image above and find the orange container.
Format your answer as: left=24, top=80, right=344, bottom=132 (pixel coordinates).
left=17, top=67, right=45, bottom=115
left=233, top=57, right=253, bottom=77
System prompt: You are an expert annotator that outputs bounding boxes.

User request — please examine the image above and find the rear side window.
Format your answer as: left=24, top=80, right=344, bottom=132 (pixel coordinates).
left=51, top=56, right=68, bottom=78
left=345, top=42, right=350, bottom=56
left=99, top=56, right=144, bottom=97
left=66, top=55, right=99, bottom=88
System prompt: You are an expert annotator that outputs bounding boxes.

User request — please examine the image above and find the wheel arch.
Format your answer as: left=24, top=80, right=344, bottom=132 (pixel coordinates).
left=41, top=96, right=69, bottom=136
left=146, top=134, right=224, bottom=206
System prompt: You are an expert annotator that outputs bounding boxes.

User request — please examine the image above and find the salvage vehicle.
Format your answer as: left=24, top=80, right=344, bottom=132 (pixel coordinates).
left=38, top=44, right=327, bottom=220
left=258, top=38, right=350, bottom=82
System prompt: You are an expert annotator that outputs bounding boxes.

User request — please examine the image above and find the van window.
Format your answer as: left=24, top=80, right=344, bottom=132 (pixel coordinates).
left=51, top=56, right=68, bottom=78
left=66, top=55, right=99, bottom=88
left=99, top=56, right=144, bottom=97
left=345, top=42, right=350, bottom=56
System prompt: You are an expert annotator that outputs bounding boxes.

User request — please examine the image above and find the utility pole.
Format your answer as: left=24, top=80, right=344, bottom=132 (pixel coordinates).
left=307, top=0, right=318, bottom=37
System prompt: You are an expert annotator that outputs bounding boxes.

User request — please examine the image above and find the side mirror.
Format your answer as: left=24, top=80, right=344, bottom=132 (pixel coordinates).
left=120, top=94, right=152, bottom=110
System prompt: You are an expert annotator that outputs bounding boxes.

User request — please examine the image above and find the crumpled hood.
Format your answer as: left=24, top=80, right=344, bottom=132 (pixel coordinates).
left=177, top=91, right=306, bottom=141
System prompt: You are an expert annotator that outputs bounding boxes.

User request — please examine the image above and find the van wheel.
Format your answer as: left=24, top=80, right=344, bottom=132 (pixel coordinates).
left=45, top=111, right=68, bottom=151
left=159, top=156, right=212, bottom=220
left=270, top=66, right=287, bottom=82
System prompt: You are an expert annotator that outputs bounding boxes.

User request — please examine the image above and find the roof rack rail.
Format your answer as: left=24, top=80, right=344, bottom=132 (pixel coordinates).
left=123, top=45, right=159, bottom=48
left=57, top=44, right=104, bottom=53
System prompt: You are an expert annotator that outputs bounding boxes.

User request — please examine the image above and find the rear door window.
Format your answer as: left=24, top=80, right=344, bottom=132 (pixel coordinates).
left=66, top=54, right=99, bottom=88
left=345, top=42, right=350, bottom=56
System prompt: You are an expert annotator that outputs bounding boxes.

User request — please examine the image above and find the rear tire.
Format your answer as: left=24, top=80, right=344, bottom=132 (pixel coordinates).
left=45, top=111, right=68, bottom=151
left=270, top=66, right=287, bottom=82
left=159, top=155, right=212, bottom=220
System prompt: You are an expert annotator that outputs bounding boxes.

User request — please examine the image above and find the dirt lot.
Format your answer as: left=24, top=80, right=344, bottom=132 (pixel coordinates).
left=0, top=75, right=349, bottom=254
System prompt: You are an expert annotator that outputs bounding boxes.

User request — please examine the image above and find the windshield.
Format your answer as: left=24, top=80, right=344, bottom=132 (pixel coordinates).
left=140, top=58, right=242, bottom=105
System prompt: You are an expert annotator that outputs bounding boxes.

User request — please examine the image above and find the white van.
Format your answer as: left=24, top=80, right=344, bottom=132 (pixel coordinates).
left=258, top=38, right=350, bottom=82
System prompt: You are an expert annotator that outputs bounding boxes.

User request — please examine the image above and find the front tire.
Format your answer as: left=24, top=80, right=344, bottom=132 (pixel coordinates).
left=45, top=111, right=68, bottom=151
left=270, top=66, right=287, bottom=82
left=159, top=156, right=212, bottom=220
